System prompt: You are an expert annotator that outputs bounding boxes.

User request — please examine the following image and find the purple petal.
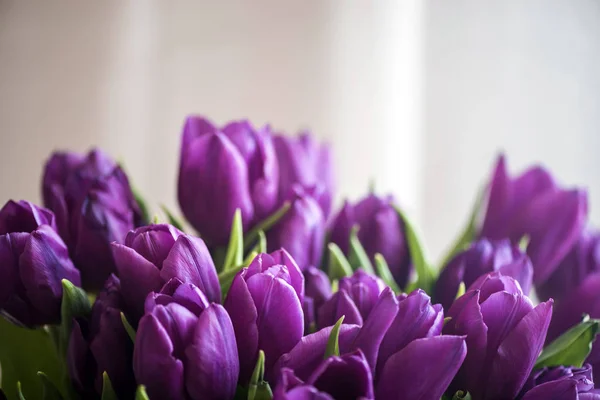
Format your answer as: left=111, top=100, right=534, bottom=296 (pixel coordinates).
left=145, top=278, right=210, bottom=316
left=498, top=254, right=534, bottom=295
left=521, top=380, right=577, bottom=400
left=307, top=351, right=374, bottom=399
left=127, top=224, right=182, bottom=267
left=0, top=200, right=56, bottom=234
left=317, top=291, right=363, bottom=329
left=329, top=201, right=355, bottom=255
left=67, top=319, right=92, bottom=392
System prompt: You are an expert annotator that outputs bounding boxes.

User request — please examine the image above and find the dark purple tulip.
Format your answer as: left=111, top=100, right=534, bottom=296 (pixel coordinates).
left=266, top=190, right=325, bottom=270
left=111, top=224, right=220, bottom=322
left=480, top=155, right=587, bottom=284
left=434, top=239, right=533, bottom=310
left=68, top=275, right=134, bottom=398
left=224, top=250, right=304, bottom=382
left=303, top=267, right=332, bottom=332
left=42, top=149, right=144, bottom=290
left=273, top=132, right=334, bottom=218
left=134, top=282, right=238, bottom=400
left=317, top=270, right=386, bottom=328
left=0, top=200, right=81, bottom=327
left=273, top=350, right=374, bottom=400
left=329, top=194, right=412, bottom=289
left=444, top=272, right=554, bottom=399
left=518, top=364, right=600, bottom=400
left=178, top=116, right=279, bottom=246
left=537, top=229, right=600, bottom=303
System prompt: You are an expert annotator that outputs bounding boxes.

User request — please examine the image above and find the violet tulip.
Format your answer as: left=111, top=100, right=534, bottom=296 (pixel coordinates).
left=329, top=194, right=412, bottom=289
left=42, top=149, right=144, bottom=290
left=178, top=116, right=279, bottom=245
left=224, top=250, right=304, bottom=383
left=134, top=280, right=238, bottom=400
left=480, top=155, right=587, bottom=284
left=433, top=239, right=533, bottom=310
left=444, top=272, right=554, bottom=399
left=273, top=132, right=334, bottom=218
left=68, top=275, right=134, bottom=398
left=0, top=200, right=80, bottom=327
left=303, top=267, right=332, bottom=332
left=518, top=364, right=600, bottom=399
left=111, top=224, right=220, bottom=322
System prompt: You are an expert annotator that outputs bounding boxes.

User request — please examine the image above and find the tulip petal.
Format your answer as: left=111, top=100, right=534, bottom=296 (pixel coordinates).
left=0, top=232, right=27, bottom=307
left=282, top=386, right=335, bottom=400
left=127, top=224, right=181, bottom=267
left=372, top=205, right=410, bottom=288
left=307, top=351, right=374, bottom=400
left=67, top=319, right=92, bottom=392
left=317, top=291, right=363, bottom=329
left=498, top=255, right=534, bottom=295
left=376, top=335, right=467, bottom=400
left=521, top=379, right=578, bottom=400
left=329, top=201, right=355, bottom=255
left=270, top=249, right=305, bottom=303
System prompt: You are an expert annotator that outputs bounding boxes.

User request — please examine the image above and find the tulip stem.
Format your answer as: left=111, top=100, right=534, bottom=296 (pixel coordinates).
left=244, top=202, right=291, bottom=251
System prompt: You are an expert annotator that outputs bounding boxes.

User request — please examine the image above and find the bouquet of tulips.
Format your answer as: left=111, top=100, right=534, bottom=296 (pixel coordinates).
left=1, top=115, right=599, bottom=400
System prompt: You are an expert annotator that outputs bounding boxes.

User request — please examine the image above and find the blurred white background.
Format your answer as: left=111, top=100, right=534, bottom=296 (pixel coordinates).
left=0, top=1, right=599, bottom=262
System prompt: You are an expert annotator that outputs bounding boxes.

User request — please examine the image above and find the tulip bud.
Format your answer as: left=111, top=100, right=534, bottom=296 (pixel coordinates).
left=178, top=116, right=279, bottom=245
left=134, top=282, right=239, bottom=400
left=444, top=272, right=553, bottom=399
left=480, top=155, right=587, bottom=284
left=111, top=224, right=220, bottom=322
left=518, top=364, right=599, bottom=399
left=273, top=350, right=374, bottom=400
left=536, top=229, right=600, bottom=302
left=266, top=190, right=325, bottom=270
left=273, top=132, right=334, bottom=218
left=329, top=194, right=412, bottom=289
left=303, top=267, right=332, bottom=332
left=434, top=239, right=533, bottom=310
left=317, top=270, right=386, bottom=328
left=0, top=200, right=81, bottom=327
left=224, top=250, right=304, bottom=382
left=67, top=275, right=134, bottom=398
left=42, top=149, right=144, bottom=290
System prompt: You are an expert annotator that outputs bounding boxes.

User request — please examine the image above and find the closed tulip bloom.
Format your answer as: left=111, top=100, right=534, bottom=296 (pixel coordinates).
left=317, top=270, right=386, bottom=328
left=536, top=229, right=600, bottom=302
left=68, top=275, right=134, bottom=398
left=329, top=194, right=412, bottom=289
left=134, top=283, right=238, bottom=400
left=480, top=155, right=587, bottom=284
left=178, top=116, right=279, bottom=245
left=224, top=250, right=304, bottom=382
left=303, top=267, right=332, bottom=332
left=42, top=149, right=144, bottom=290
left=444, top=272, right=554, bottom=399
left=266, top=190, right=325, bottom=270
left=0, top=200, right=81, bottom=327
left=273, top=132, right=334, bottom=218
left=434, top=239, right=533, bottom=310
left=518, top=364, right=600, bottom=400
left=111, top=224, right=220, bottom=322
left=273, top=350, right=374, bottom=400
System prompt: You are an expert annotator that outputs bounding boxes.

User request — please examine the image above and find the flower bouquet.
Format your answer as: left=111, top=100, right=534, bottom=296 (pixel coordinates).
left=0, top=115, right=598, bottom=400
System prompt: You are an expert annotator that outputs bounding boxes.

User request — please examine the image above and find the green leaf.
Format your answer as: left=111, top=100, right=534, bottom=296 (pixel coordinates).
left=451, top=390, right=472, bottom=400
left=374, top=253, right=400, bottom=293
left=37, top=372, right=63, bottom=400
left=244, top=202, right=291, bottom=251
left=395, top=206, right=434, bottom=293
left=535, top=315, right=600, bottom=368
left=327, top=243, right=353, bottom=281
left=223, top=209, right=244, bottom=272
left=101, top=372, right=118, bottom=400
left=132, top=186, right=150, bottom=224
left=17, top=382, right=26, bottom=400
left=135, top=385, right=149, bottom=400
left=120, top=312, right=136, bottom=342
left=324, top=316, right=345, bottom=359
left=455, top=281, right=466, bottom=299
left=347, top=226, right=375, bottom=274
left=160, top=204, right=185, bottom=231
left=219, top=264, right=246, bottom=298
left=60, top=280, right=92, bottom=357
left=248, top=350, right=272, bottom=400
left=252, top=231, right=267, bottom=255
left=438, top=188, right=483, bottom=269
left=0, top=316, right=63, bottom=400
left=443, top=317, right=452, bottom=327
left=331, top=279, right=339, bottom=293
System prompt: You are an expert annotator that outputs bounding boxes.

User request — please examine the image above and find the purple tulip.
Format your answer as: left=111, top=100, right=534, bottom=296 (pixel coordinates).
left=42, top=149, right=144, bottom=290
left=480, top=155, right=587, bottom=284
left=273, top=132, right=334, bottom=218
left=317, top=270, right=386, bottom=328
left=178, top=116, right=279, bottom=246
left=434, top=239, right=533, bottom=310
left=518, top=364, right=600, bottom=399
left=303, top=267, right=332, bottom=333
left=329, top=194, right=412, bottom=289
left=444, top=272, right=554, bottom=399
left=224, top=250, right=304, bottom=383
left=134, top=281, right=239, bottom=400
left=266, top=190, right=325, bottom=270
left=273, top=350, right=374, bottom=400
left=536, top=229, right=600, bottom=303
left=68, top=275, right=134, bottom=398
left=0, top=200, right=81, bottom=327
left=111, top=224, right=220, bottom=322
